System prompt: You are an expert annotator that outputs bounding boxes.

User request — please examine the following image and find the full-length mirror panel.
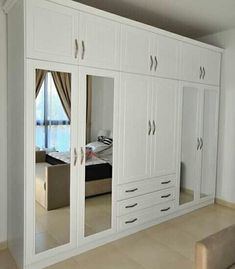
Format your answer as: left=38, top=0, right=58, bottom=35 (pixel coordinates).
left=84, top=75, right=114, bottom=237
left=180, top=87, right=198, bottom=205
left=35, top=69, right=71, bottom=253
left=200, top=89, right=218, bottom=199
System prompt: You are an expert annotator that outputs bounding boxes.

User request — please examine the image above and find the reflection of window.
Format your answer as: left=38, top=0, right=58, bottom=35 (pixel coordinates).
left=36, top=72, right=70, bottom=152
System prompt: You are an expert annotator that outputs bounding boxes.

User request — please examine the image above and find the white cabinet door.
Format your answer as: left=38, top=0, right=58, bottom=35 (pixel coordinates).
left=153, top=35, right=180, bottom=79
left=79, top=13, right=120, bottom=70
left=199, top=86, right=219, bottom=198
left=120, top=25, right=152, bottom=75
left=119, top=73, right=151, bottom=184
left=201, top=49, right=221, bottom=86
left=181, top=43, right=201, bottom=83
left=151, top=79, right=178, bottom=177
left=26, top=0, right=79, bottom=64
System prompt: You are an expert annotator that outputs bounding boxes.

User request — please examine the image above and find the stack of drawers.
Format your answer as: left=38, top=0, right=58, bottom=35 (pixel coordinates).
left=117, top=175, right=176, bottom=231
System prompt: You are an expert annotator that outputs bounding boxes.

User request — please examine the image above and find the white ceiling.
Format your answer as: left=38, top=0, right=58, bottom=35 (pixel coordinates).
left=75, top=0, right=235, bottom=38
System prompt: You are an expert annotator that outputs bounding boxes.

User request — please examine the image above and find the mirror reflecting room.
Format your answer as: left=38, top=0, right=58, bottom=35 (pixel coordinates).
left=35, top=69, right=71, bottom=253
left=84, top=75, right=114, bottom=237
left=179, top=88, right=197, bottom=205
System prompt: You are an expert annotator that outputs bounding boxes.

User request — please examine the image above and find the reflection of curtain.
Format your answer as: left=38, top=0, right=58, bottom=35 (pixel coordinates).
left=36, top=69, right=47, bottom=97
left=86, top=76, right=92, bottom=143
left=51, top=71, right=71, bottom=120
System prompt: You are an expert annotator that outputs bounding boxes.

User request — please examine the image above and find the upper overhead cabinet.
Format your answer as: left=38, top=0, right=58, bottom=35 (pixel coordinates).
left=121, top=25, right=179, bottom=78
left=26, top=0, right=79, bottom=64
left=181, top=43, right=221, bottom=86
left=152, top=35, right=179, bottom=79
left=79, top=13, right=120, bottom=70
left=120, top=25, right=152, bottom=75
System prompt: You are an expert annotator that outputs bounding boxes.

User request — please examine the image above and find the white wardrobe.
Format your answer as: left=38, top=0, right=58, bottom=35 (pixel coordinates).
left=4, top=0, right=222, bottom=268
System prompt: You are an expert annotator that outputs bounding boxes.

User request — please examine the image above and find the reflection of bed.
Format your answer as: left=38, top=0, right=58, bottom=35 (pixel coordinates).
left=35, top=149, right=112, bottom=211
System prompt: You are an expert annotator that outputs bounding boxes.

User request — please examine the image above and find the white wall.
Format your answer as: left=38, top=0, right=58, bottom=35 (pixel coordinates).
left=0, top=1, right=7, bottom=244
left=199, top=28, right=235, bottom=204
left=90, top=76, right=114, bottom=142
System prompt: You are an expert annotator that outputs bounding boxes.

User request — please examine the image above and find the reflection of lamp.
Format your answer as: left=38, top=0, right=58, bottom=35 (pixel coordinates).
left=97, top=130, right=110, bottom=138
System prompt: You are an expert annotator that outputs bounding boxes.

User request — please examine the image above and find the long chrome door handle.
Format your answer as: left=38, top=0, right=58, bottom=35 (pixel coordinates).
left=199, top=66, right=202, bottom=79
left=154, top=56, right=158, bottom=71
left=150, top=55, right=153, bottom=71
left=203, top=67, right=206, bottom=79
left=80, top=147, right=84, bottom=165
left=197, top=138, right=200, bottom=150
left=81, top=40, right=85, bottom=60
left=153, top=120, right=156, bottom=135
left=148, top=120, right=152, bottom=135
left=200, top=138, right=203, bottom=150
left=75, top=39, right=79, bottom=59
left=74, top=148, right=78, bottom=166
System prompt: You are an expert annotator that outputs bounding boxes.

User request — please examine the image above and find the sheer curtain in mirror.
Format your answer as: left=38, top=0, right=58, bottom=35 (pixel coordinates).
left=35, top=69, right=71, bottom=253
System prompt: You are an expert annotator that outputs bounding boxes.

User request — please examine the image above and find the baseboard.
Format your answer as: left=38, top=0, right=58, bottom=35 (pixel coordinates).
left=0, top=241, right=7, bottom=250
left=215, top=198, right=235, bottom=209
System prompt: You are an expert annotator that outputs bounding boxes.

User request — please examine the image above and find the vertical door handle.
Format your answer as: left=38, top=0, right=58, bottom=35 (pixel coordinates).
left=197, top=138, right=200, bottom=150
left=200, top=138, right=203, bottom=150
left=199, top=66, right=202, bottom=79
left=150, top=55, right=154, bottom=71
left=81, top=40, right=85, bottom=60
left=148, top=120, right=152, bottom=135
left=75, top=39, right=79, bottom=59
left=80, top=147, right=84, bottom=165
left=74, top=148, right=78, bottom=166
left=203, top=67, right=206, bottom=79
left=153, top=120, right=156, bottom=135
left=154, top=56, right=158, bottom=71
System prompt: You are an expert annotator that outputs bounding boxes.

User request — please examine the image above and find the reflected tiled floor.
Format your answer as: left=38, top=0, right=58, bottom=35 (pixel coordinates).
left=1, top=204, right=235, bottom=269
left=35, top=194, right=112, bottom=253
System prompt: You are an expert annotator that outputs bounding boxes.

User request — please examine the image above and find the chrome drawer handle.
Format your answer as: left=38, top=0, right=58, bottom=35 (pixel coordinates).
left=125, top=203, right=138, bottom=209
left=125, top=188, right=138, bottom=193
left=161, top=207, right=171, bottom=212
left=161, top=194, right=171, bottom=199
left=161, top=180, right=171, bottom=185
left=125, top=218, right=137, bottom=224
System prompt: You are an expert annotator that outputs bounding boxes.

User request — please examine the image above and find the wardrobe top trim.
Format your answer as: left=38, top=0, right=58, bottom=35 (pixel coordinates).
left=3, top=0, right=224, bottom=53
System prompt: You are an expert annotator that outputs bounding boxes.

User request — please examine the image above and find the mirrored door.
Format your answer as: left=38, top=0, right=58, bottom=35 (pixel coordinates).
left=83, top=73, right=115, bottom=237
left=179, top=85, right=200, bottom=205
left=200, top=87, right=219, bottom=199
left=33, top=67, right=77, bottom=254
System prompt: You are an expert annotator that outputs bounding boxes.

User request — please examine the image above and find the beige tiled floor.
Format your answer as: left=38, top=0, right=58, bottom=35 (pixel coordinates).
left=2, top=204, right=235, bottom=269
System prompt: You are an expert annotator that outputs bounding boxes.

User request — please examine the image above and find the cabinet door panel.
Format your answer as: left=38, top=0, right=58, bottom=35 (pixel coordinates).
left=200, top=87, right=219, bottom=198
left=201, top=49, right=221, bottom=86
left=151, top=79, right=178, bottom=177
left=119, top=74, right=151, bottom=184
left=79, top=13, right=120, bottom=70
left=121, top=25, right=152, bottom=75
left=181, top=43, right=201, bottom=83
left=27, top=0, right=78, bottom=64
left=154, top=36, right=179, bottom=79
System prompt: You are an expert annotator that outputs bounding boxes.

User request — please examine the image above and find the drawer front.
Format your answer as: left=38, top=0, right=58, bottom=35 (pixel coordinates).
left=118, top=201, right=175, bottom=232
left=117, top=188, right=175, bottom=216
left=118, top=175, right=176, bottom=201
